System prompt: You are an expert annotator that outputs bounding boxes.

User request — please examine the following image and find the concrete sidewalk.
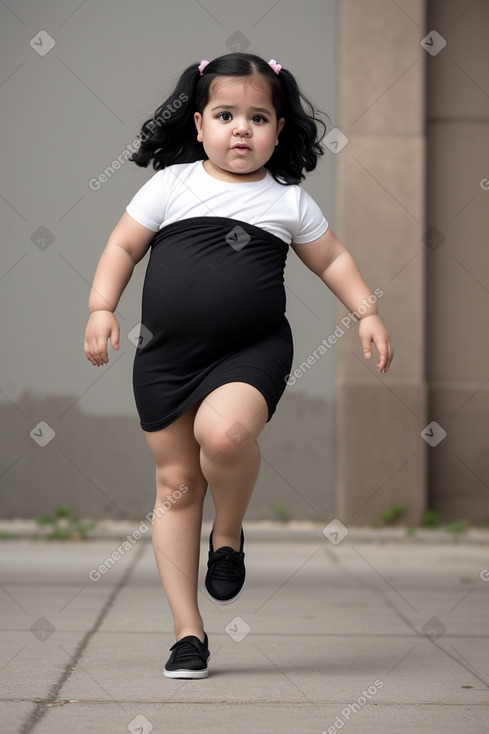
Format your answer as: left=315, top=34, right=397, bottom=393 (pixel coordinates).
left=1, top=527, right=488, bottom=733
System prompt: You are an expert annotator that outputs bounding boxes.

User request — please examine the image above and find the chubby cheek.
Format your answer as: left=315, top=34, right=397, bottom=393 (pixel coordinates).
left=257, top=137, right=276, bottom=155
left=207, top=126, right=228, bottom=149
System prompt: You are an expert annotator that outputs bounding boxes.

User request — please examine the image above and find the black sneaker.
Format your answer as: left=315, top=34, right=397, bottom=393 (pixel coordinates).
left=205, top=528, right=246, bottom=604
left=163, top=633, right=210, bottom=679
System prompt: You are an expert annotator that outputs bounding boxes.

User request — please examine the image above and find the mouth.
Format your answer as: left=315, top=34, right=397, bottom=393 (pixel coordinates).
left=232, top=144, right=252, bottom=150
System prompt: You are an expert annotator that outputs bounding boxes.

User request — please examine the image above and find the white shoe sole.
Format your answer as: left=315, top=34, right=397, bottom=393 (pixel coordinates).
left=163, top=667, right=209, bottom=679
left=164, top=655, right=210, bottom=679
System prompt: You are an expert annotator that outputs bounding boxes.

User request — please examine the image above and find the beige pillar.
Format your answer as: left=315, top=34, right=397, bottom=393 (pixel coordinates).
left=335, top=0, right=428, bottom=524
left=426, top=0, right=489, bottom=521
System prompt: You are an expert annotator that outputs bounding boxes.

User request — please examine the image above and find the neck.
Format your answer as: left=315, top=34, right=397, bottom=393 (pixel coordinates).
left=202, top=159, right=267, bottom=183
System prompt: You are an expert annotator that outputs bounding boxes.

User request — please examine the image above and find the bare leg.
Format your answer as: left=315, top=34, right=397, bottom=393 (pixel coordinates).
left=144, top=405, right=208, bottom=642
left=193, top=382, right=269, bottom=551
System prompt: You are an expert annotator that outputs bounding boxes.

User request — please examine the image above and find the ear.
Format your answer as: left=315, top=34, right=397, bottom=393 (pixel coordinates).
left=276, top=117, right=285, bottom=140
left=194, top=112, right=203, bottom=142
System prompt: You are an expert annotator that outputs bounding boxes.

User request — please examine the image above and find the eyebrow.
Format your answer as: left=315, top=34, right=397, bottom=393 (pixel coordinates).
left=211, top=104, right=271, bottom=115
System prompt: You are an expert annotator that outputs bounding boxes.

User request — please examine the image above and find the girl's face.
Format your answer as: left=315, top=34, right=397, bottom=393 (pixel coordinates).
left=194, top=75, right=285, bottom=183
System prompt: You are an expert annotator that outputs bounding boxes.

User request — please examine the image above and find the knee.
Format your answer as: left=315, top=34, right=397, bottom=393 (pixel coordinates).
left=155, top=468, right=207, bottom=508
left=196, top=421, right=255, bottom=465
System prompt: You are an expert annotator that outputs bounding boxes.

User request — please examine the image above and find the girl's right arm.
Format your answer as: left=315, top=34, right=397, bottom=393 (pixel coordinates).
left=84, top=212, right=156, bottom=366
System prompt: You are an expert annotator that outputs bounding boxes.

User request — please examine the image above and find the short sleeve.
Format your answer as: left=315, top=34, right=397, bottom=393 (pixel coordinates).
left=292, top=187, right=329, bottom=244
left=125, top=171, right=166, bottom=231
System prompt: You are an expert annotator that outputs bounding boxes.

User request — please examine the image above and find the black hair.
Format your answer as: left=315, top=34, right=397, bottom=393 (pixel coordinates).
left=129, top=52, right=328, bottom=185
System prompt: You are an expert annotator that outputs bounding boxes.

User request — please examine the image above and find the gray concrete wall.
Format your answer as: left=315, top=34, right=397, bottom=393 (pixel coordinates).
left=0, top=0, right=338, bottom=521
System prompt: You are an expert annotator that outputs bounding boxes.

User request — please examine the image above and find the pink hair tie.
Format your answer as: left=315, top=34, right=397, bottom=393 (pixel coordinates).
left=268, top=59, right=282, bottom=74
left=198, top=59, right=210, bottom=76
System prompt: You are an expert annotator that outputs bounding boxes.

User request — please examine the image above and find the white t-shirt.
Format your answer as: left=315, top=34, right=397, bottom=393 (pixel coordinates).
left=125, top=160, right=328, bottom=245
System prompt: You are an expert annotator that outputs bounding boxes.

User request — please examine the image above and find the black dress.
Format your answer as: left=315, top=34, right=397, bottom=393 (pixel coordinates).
left=132, top=216, right=293, bottom=431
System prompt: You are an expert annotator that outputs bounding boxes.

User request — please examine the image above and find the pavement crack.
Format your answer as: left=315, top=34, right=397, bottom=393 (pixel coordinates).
left=18, top=542, right=146, bottom=734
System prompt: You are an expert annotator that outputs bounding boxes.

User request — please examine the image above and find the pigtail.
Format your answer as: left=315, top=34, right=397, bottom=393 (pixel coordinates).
left=265, top=67, right=328, bottom=184
left=129, top=62, right=204, bottom=169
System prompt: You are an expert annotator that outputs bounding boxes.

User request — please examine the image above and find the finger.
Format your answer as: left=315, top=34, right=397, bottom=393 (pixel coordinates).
left=384, top=343, right=394, bottom=373
left=110, top=323, right=120, bottom=351
left=374, top=339, right=389, bottom=372
left=86, top=342, right=107, bottom=366
left=87, top=350, right=102, bottom=366
left=85, top=351, right=100, bottom=367
left=84, top=342, right=99, bottom=367
left=361, top=337, right=372, bottom=360
left=95, top=338, right=109, bottom=364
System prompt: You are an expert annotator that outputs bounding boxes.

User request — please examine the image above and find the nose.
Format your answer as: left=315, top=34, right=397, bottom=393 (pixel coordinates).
left=233, top=117, right=251, bottom=136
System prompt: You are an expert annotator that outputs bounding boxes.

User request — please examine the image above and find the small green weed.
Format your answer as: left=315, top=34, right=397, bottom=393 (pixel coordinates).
left=421, top=510, right=439, bottom=528
left=443, top=519, right=468, bottom=535
left=372, top=504, right=406, bottom=527
left=35, top=506, right=94, bottom=540
left=270, top=503, right=290, bottom=523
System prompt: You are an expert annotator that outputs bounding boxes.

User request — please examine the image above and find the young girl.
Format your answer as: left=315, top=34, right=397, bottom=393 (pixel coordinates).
left=84, top=52, right=393, bottom=679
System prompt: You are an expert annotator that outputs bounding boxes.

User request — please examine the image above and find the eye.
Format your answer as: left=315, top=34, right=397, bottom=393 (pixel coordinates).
left=216, top=112, right=268, bottom=123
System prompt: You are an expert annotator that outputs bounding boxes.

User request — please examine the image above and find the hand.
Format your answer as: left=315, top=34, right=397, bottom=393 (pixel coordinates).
left=358, top=315, right=394, bottom=373
left=84, top=311, right=120, bottom=366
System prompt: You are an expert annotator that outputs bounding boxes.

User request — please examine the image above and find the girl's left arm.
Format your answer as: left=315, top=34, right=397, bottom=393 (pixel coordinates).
left=291, top=227, right=394, bottom=373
